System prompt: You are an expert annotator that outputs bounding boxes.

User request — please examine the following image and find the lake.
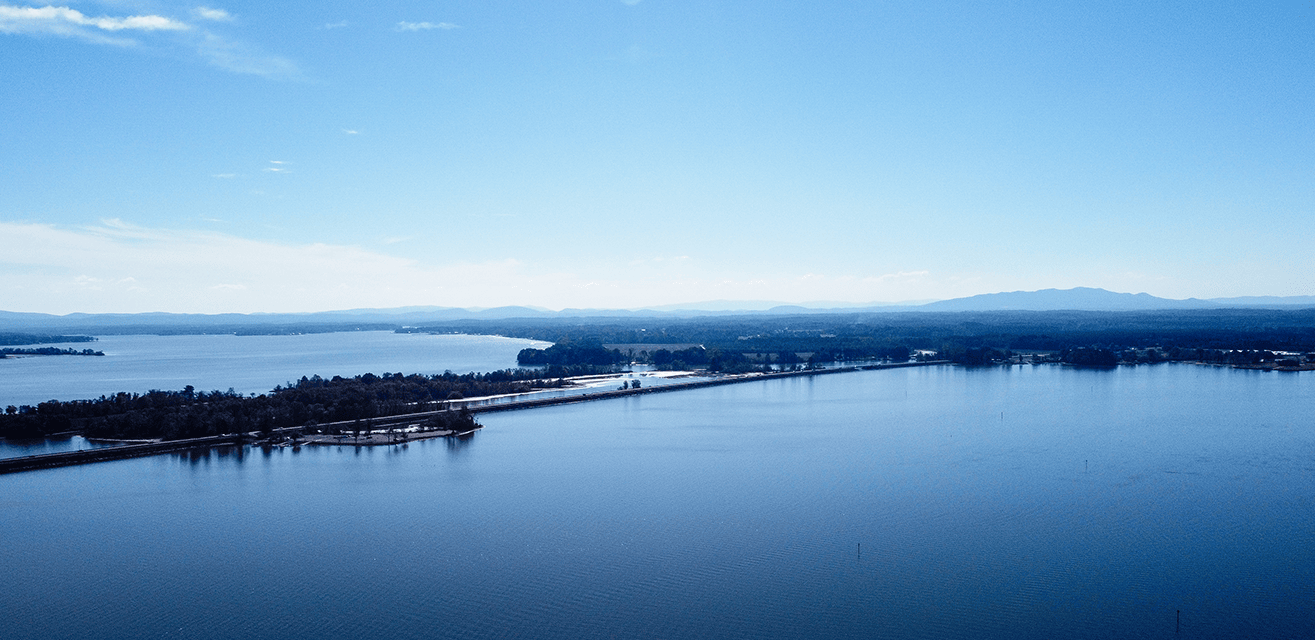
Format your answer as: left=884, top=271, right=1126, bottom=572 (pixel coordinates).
left=0, top=331, right=550, bottom=408
left=0, top=331, right=547, bottom=457
left=1, top=363, right=1312, bottom=639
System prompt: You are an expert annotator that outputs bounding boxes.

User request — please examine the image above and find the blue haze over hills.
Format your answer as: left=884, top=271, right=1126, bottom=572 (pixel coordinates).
left=3, top=288, right=1315, bottom=333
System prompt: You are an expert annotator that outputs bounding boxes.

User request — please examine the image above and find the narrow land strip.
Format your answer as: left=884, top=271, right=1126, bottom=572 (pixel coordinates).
left=0, top=361, right=945, bottom=474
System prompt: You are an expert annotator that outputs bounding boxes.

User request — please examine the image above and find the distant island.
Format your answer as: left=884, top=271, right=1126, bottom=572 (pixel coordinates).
left=1, top=347, right=104, bottom=359
left=0, top=333, right=102, bottom=359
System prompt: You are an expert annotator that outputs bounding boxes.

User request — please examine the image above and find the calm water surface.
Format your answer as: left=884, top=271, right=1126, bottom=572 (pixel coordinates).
left=2, top=364, right=1312, bottom=639
left=0, top=331, right=548, bottom=408
left=0, top=435, right=120, bottom=458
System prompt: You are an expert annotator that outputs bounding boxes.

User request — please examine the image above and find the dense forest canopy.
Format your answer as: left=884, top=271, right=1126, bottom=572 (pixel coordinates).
left=419, top=309, right=1315, bottom=364
left=1, top=347, right=104, bottom=358
left=517, top=343, right=629, bottom=367
left=0, top=333, right=97, bottom=346
left=7, top=309, right=1314, bottom=354
left=0, top=365, right=610, bottom=441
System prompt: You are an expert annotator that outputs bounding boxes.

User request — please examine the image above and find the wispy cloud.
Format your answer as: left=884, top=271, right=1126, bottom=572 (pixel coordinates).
left=0, top=221, right=975, bottom=313
left=0, top=5, right=189, bottom=31
left=863, top=270, right=929, bottom=283
left=197, top=33, right=299, bottom=79
left=0, top=4, right=187, bottom=44
left=342, top=129, right=359, bottom=135
left=193, top=6, right=232, bottom=22
left=211, top=173, right=236, bottom=179
left=321, top=20, right=347, bottom=30
left=0, top=4, right=298, bottom=79
left=0, top=220, right=539, bottom=313
left=395, top=21, right=457, bottom=32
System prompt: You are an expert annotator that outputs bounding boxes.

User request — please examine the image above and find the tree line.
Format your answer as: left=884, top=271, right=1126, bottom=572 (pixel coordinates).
left=1, top=347, right=104, bottom=358
left=517, top=343, right=629, bottom=366
left=941, top=345, right=1308, bottom=367
left=0, top=366, right=610, bottom=441
left=0, top=334, right=97, bottom=346
left=516, top=339, right=913, bottom=373
left=415, top=309, right=1315, bottom=367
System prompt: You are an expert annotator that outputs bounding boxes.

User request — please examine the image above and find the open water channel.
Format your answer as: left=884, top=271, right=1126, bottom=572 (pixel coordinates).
left=0, top=331, right=550, bottom=408
left=2, top=359, right=1312, bottom=639
left=0, top=332, right=549, bottom=457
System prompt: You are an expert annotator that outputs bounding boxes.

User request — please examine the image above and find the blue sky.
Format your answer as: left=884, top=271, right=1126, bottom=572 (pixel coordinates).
left=2, top=1, right=1311, bottom=313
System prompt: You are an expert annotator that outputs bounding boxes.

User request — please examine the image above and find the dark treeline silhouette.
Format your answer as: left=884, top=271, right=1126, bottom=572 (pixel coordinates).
left=649, top=346, right=711, bottom=368
left=513, top=341, right=800, bottom=374
left=1059, top=347, right=1120, bottom=367
left=648, top=346, right=809, bottom=373
left=1, top=347, right=104, bottom=358
left=942, top=345, right=1303, bottom=367
left=517, top=342, right=629, bottom=366
left=412, top=309, right=1315, bottom=366
left=519, top=340, right=909, bottom=373
left=0, top=366, right=609, bottom=441
left=0, top=333, right=97, bottom=346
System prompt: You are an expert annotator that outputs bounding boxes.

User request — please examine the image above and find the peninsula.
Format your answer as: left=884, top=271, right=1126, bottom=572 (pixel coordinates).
left=0, top=361, right=939, bottom=474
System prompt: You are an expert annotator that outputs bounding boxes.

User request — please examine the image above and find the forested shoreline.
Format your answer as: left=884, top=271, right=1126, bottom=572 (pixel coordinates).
left=503, top=309, right=1315, bottom=368
left=6, top=308, right=1315, bottom=441
left=0, top=365, right=613, bottom=441
left=0, top=334, right=97, bottom=346
left=1, top=347, right=104, bottom=358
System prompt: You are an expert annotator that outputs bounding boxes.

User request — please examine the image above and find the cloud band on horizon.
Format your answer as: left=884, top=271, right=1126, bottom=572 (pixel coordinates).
left=0, top=221, right=961, bottom=315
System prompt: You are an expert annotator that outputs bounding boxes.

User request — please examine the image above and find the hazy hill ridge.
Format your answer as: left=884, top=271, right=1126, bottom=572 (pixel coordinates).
left=3, top=288, right=1314, bottom=333
left=917, top=288, right=1315, bottom=312
left=917, top=287, right=1216, bottom=312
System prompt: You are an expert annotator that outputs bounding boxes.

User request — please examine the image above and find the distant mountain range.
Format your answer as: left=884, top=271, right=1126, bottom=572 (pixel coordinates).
left=917, top=288, right=1315, bottom=312
left=3, top=288, right=1314, bottom=333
